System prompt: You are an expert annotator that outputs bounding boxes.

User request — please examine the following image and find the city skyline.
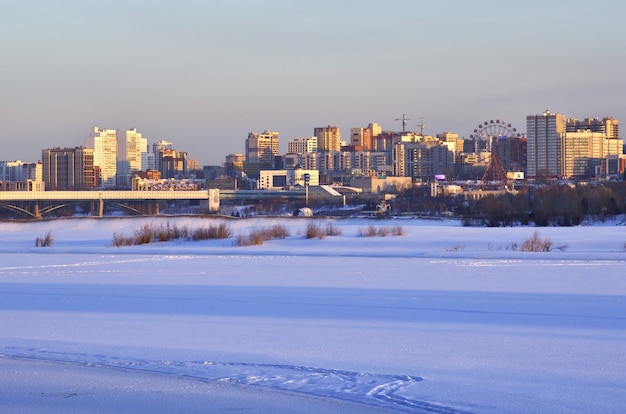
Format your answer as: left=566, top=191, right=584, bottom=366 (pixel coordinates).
left=2, top=1, right=625, bottom=165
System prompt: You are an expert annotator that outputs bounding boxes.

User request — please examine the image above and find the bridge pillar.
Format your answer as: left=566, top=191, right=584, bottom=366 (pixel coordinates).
left=90, top=199, right=103, bottom=217
left=33, top=202, right=42, bottom=220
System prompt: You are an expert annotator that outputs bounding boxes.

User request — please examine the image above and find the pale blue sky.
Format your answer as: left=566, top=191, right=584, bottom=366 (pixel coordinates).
left=2, top=1, right=625, bottom=165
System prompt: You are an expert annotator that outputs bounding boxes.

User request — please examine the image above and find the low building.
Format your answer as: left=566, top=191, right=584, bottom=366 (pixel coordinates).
left=258, top=168, right=319, bottom=190
left=349, top=175, right=412, bottom=194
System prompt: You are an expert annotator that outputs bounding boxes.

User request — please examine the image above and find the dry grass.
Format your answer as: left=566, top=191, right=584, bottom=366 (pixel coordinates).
left=235, top=224, right=289, bottom=246
left=113, top=222, right=232, bottom=247
left=191, top=223, right=232, bottom=241
left=358, top=225, right=405, bottom=237
left=35, top=231, right=53, bottom=247
left=305, top=222, right=342, bottom=239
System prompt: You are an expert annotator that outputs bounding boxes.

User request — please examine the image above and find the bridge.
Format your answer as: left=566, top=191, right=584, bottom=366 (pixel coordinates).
left=0, top=189, right=220, bottom=219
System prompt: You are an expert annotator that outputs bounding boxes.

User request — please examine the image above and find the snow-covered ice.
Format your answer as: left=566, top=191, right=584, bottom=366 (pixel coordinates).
left=0, top=216, right=625, bottom=413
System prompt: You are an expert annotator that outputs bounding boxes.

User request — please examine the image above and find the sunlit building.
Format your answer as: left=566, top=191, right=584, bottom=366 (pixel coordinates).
left=86, top=127, right=117, bottom=187
left=314, top=126, right=341, bottom=153
left=117, top=128, right=148, bottom=188
left=287, top=136, right=317, bottom=154
left=350, top=123, right=381, bottom=150
left=41, top=147, right=94, bottom=190
left=246, top=130, right=280, bottom=168
left=526, top=111, right=566, bottom=179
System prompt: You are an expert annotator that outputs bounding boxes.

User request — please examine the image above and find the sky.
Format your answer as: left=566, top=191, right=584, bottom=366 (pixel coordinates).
left=2, top=0, right=626, bottom=165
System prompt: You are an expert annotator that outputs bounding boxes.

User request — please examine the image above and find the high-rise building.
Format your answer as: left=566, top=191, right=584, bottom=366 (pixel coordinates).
left=86, top=127, right=118, bottom=187
left=526, top=111, right=566, bottom=179
left=567, top=117, right=619, bottom=139
left=287, top=136, right=317, bottom=154
left=152, top=140, right=174, bottom=173
left=245, top=131, right=279, bottom=167
left=562, top=130, right=623, bottom=178
left=492, top=137, right=527, bottom=174
left=314, top=126, right=341, bottom=153
left=392, top=141, right=453, bottom=179
left=350, top=123, right=381, bottom=150
left=117, top=128, right=148, bottom=188
left=158, top=149, right=188, bottom=179
left=41, top=147, right=95, bottom=190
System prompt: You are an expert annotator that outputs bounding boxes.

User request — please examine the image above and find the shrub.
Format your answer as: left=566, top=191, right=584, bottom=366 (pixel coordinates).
left=519, top=231, right=553, bottom=252
left=305, top=223, right=326, bottom=239
left=134, top=224, right=154, bottom=245
left=35, top=231, right=53, bottom=247
left=324, top=222, right=342, bottom=236
left=358, top=225, right=405, bottom=237
left=305, top=221, right=342, bottom=239
left=358, top=225, right=378, bottom=237
left=191, top=223, right=232, bottom=241
left=112, top=232, right=134, bottom=247
left=235, top=224, right=289, bottom=246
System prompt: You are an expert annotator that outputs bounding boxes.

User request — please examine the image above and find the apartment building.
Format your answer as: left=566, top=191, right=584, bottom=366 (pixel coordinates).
left=41, top=147, right=95, bottom=190
left=246, top=130, right=279, bottom=167
left=287, top=136, right=317, bottom=154
left=526, top=111, right=567, bottom=179
left=314, top=126, right=341, bottom=153
left=117, top=128, right=148, bottom=188
left=86, top=127, right=117, bottom=187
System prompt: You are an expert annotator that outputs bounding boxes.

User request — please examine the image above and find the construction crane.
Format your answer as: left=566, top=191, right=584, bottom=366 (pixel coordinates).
left=395, top=114, right=411, bottom=133
left=416, top=118, right=425, bottom=135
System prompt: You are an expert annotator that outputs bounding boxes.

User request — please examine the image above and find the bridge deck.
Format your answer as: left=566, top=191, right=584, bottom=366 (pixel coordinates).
left=0, top=190, right=212, bottom=201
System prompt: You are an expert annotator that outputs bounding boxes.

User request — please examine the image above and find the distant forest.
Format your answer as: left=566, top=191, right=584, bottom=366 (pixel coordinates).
left=393, top=182, right=626, bottom=227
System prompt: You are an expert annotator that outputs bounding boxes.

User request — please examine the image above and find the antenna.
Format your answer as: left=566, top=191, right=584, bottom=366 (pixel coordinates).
left=395, top=114, right=411, bottom=133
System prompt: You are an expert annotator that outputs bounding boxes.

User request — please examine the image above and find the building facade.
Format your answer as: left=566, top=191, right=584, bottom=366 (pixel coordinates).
left=41, top=147, right=95, bottom=190
left=86, top=127, right=118, bottom=187
left=350, top=123, right=381, bottom=150
left=246, top=131, right=280, bottom=167
left=393, top=141, right=454, bottom=180
left=566, top=117, right=619, bottom=139
left=526, top=111, right=567, bottom=179
left=158, top=149, right=188, bottom=179
left=117, top=128, right=148, bottom=188
left=258, top=168, right=319, bottom=190
left=153, top=140, right=174, bottom=173
left=287, top=136, right=317, bottom=154
left=314, top=126, right=341, bottom=153
left=562, top=131, right=624, bottom=178
left=0, top=160, right=37, bottom=182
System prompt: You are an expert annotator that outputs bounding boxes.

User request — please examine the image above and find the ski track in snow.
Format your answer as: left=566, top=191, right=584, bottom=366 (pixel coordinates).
left=1, top=347, right=471, bottom=414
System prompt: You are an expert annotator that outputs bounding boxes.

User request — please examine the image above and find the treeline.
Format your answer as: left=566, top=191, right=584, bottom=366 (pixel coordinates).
left=462, top=183, right=626, bottom=227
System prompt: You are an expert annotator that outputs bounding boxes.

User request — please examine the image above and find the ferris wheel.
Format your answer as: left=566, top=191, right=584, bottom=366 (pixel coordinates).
left=469, top=119, right=522, bottom=141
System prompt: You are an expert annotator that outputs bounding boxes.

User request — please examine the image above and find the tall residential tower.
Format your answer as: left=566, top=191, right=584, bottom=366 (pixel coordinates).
left=314, top=126, right=341, bottom=153
left=86, top=127, right=118, bottom=188
left=245, top=131, right=280, bottom=167
left=526, top=111, right=566, bottom=179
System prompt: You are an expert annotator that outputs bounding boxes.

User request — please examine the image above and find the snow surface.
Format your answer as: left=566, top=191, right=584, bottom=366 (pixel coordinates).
left=0, top=216, right=625, bottom=413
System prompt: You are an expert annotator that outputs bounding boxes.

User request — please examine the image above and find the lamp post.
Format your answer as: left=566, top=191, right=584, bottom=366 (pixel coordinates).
left=303, top=173, right=310, bottom=205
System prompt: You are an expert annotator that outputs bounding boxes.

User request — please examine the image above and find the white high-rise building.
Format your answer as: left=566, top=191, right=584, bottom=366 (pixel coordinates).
left=117, top=128, right=148, bottom=188
left=86, top=127, right=118, bottom=188
left=287, top=136, right=317, bottom=154
left=246, top=131, right=280, bottom=167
